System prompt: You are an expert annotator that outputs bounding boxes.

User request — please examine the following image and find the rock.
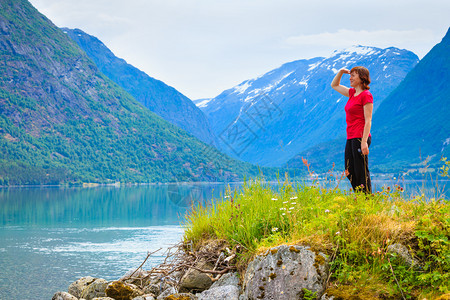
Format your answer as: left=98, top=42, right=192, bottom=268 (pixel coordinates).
left=242, top=245, right=328, bottom=300
left=197, top=285, right=239, bottom=300
left=178, top=260, right=213, bottom=293
left=156, top=286, right=177, bottom=300
left=143, top=283, right=162, bottom=296
left=387, top=243, right=419, bottom=267
left=92, top=298, right=115, bottom=300
left=132, top=294, right=156, bottom=300
left=144, top=276, right=176, bottom=296
left=197, top=272, right=240, bottom=300
left=68, top=276, right=97, bottom=298
left=210, top=272, right=239, bottom=289
left=80, top=278, right=109, bottom=300
left=320, top=293, right=335, bottom=300
left=170, top=271, right=185, bottom=283
left=120, top=268, right=147, bottom=280
left=120, top=268, right=151, bottom=286
left=105, top=280, right=144, bottom=300
left=52, top=291, right=78, bottom=300
left=164, top=293, right=197, bottom=300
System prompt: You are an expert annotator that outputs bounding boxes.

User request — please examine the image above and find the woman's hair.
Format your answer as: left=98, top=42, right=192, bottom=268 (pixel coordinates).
left=350, top=66, right=371, bottom=90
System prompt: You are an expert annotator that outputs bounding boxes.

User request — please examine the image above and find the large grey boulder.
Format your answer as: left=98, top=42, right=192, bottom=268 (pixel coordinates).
left=80, top=278, right=109, bottom=300
left=52, top=291, right=78, bottom=300
left=242, top=245, right=328, bottom=300
left=197, top=285, right=240, bottom=300
left=68, top=276, right=97, bottom=298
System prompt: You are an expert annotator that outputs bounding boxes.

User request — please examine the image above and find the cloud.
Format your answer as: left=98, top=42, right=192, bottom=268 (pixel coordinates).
left=29, top=0, right=449, bottom=98
left=285, top=29, right=437, bottom=56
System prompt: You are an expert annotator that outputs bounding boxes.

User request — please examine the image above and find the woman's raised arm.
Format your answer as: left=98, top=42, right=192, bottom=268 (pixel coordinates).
left=331, top=68, right=350, bottom=97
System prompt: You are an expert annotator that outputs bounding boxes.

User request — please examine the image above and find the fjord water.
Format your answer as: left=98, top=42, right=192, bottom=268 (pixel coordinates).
left=0, top=180, right=447, bottom=299
left=0, top=184, right=235, bottom=300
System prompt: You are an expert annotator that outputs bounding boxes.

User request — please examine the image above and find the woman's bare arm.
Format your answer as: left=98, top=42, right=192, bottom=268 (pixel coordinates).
left=331, top=69, right=350, bottom=97
left=361, top=103, right=373, bottom=155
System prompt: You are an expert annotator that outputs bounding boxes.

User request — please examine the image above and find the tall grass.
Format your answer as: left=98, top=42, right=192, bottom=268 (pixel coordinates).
left=183, top=175, right=449, bottom=299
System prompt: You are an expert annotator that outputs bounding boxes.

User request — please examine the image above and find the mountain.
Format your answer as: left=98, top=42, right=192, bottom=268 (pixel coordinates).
left=193, top=98, right=212, bottom=108
left=199, top=46, right=419, bottom=167
left=62, top=28, right=215, bottom=145
left=0, top=0, right=256, bottom=185
left=371, top=27, right=450, bottom=172
left=287, top=28, right=450, bottom=175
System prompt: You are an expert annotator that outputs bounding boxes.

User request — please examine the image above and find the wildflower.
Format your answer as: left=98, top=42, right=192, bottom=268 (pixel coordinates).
left=324, top=209, right=330, bottom=213
left=289, top=207, right=295, bottom=210
left=290, top=196, right=298, bottom=200
left=282, top=213, right=286, bottom=216
left=396, top=185, right=404, bottom=192
left=283, top=201, right=288, bottom=204
left=271, top=198, right=278, bottom=201
left=224, top=195, right=231, bottom=198
left=291, top=202, right=297, bottom=205
left=280, top=208, right=286, bottom=210
left=272, top=227, right=278, bottom=232
left=335, top=231, right=340, bottom=235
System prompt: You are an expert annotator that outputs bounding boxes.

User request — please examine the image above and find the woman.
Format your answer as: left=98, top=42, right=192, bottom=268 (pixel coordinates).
left=331, top=66, right=373, bottom=193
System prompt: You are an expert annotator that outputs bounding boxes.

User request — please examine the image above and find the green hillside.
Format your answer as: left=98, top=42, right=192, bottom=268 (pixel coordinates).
left=0, top=0, right=257, bottom=185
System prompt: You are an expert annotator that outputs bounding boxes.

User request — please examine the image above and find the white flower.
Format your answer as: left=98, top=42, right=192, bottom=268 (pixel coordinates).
left=272, top=227, right=278, bottom=232
left=279, top=208, right=286, bottom=210
left=289, top=207, right=295, bottom=210
left=282, top=213, right=286, bottom=216
left=271, top=198, right=278, bottom=201
left=290, top=196, right=298, bottom=200
left=325, top=209, right=330, bottom=213
left=291, top=202, right=297, bottom=205
left=283, top=201, right=288, bottom=204
left=335, top=231, right=340, bottom=235
left=224, top=195, right=230, bottom=199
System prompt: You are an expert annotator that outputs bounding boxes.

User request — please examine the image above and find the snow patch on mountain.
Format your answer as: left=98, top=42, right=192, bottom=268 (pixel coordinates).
left=308, top=61, right=321, bottom=71
left=234, top=81, right=252, bottom=94
left=195, top=98, right=213, bottom=108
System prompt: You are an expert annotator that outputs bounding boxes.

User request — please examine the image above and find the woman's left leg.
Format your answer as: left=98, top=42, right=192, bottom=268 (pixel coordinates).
left=350, top=137, right=372, bottom=193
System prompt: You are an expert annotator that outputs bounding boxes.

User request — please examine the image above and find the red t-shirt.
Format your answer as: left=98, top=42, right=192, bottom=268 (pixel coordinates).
left=345, top=88, right=373, bottom=139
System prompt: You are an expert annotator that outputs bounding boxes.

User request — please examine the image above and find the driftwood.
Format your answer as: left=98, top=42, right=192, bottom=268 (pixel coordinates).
left=122, top=241, right=237, bottom=290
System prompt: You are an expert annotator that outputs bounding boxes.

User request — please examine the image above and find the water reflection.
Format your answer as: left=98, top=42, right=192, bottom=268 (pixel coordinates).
left=0, top=183, right=241, bottom=227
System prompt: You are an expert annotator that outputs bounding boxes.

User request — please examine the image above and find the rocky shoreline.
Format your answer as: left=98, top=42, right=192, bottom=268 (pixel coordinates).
left=52, top=243, right=335, bottom=300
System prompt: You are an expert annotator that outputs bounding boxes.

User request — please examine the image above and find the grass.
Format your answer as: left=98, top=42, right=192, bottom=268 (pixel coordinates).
left=183, top=173, right=449, bottom=299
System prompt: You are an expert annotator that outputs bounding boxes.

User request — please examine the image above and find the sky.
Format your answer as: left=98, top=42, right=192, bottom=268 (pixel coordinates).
left=29, top=0, right=450, bottom=100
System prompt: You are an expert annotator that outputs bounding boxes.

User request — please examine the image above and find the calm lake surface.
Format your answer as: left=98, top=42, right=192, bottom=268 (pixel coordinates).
left=0, top=180, right=448, bottom=299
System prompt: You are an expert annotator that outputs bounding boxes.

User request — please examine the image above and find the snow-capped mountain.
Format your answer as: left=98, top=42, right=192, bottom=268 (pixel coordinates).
left=198, top=46, right=419, bottom=166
